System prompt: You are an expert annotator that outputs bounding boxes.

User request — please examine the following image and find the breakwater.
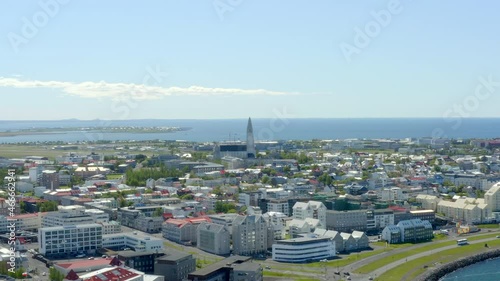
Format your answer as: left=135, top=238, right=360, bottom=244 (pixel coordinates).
left=415, top=249, right=500, bottom=281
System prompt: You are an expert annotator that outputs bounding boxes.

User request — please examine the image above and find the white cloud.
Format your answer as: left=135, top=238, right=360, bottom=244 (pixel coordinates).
left=0, top=77, right=294, bottom=99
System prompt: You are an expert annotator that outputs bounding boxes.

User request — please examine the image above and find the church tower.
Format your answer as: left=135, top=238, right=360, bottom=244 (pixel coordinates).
left=246, top=117, right=256, bottom=158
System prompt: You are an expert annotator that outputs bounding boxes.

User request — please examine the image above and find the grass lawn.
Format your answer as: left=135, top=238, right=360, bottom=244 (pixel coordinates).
left=263, top=271, right=320, bottom=281
left=304, top=249, right=391, bottom=268
left=376, top=238, right=500, bottom=281
left=476, top=224, right=500, bottom=229
left=106, top=173, right=124, bottom=179
left=356, top=232, right=500, bottom=274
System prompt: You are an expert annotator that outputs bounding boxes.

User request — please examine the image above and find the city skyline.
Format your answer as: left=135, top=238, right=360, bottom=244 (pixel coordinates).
left=1, top=1, right=500, bottom=120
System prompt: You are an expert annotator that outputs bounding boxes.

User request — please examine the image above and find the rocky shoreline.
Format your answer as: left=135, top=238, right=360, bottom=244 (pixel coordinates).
left=416, top=249, right=500, bottom=281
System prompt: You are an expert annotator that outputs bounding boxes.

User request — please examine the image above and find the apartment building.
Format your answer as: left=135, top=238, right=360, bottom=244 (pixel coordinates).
left=415, top=194, right=440, bottom=211
left=485, top=182, right=500, bottom=212
left=232, top=215, right=268, bottom=256
left=326, top=210, right=367, bottom=232
left=197, top=222, right=231, bottom=255
left=162, top=217, right=210, bottom=245
left=366, top=209, right=394, bottom=232
left=437, top=197, right=489, bottom=224
left=381, top=219, right=433, bottom=244
left=208, top=213, right=238, bottom=235
left=38, top=224, right=103, bottom=257
left=292, top=201, right=326, bottom=227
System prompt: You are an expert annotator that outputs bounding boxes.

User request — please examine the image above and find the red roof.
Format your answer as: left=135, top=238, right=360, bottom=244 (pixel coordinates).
left=57, top=258, right=113, bottom=269
left=109, top=257, right=122, bottom=267
left=83, top=267, right=139, bottom=281
left=65, top=269, right=80, bottom=280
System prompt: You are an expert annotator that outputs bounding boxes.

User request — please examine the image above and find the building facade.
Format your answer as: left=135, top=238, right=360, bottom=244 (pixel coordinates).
left=38, top=223, right=103, bottom=257
left=272, top=237, right=335, bottom=263
left=197, top=222, right=231, bottom=255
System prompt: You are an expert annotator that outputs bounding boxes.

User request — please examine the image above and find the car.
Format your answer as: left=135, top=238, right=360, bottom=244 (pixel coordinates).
left=320, top=259, right=328, bottom=262
left=88, top=257, right=94, bottom=260
left=347, top=277, right=351, bottom=280
left=334, top=271, right=340, bottom=275
left=265, top=266, right=271, bottom=270
left=344, top=272, right=350, bottom=276
left=42, top=272, right=46, bottom=276
left=369, top=277, right=373, bottom=280
left=496, top=235, right=500, bottom=238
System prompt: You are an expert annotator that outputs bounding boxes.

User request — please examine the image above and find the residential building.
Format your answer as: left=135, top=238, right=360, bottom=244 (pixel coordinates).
left=351, top=231, right=369, bottom=249
left=267, top=200, right=290, bottom=216
left=163, top=217, right=211, bottom=245
left=208, top=214, right=238, bottom=235
left=292, top=201, right=326, bottom=227
left=98, top=221, right=121, bottom=235
left=272, top=236, right=336, bottom=263
left=8, top=213, right=43, bottom=231
left=288, top=218, right=322, bottom=238
left=366, top=209, right=394, bottom=232
left=437, top=197, right=489, bottom=223
left=197, top=222, right=231, bottom=255
left=415, top=194, right=440, bottom=212
left=381, top=219, right=433, bottom=244
left=262, top=212, right=288, bottom=240
left=41, top=170, right=59, bottom=190
left=38, top=224, right=103, bottom=257
left=154, top=250, right=196, bottom=281
left=381, top=225, right=402, bottom=244
left=326, top=210, right=367, bottom=232
left=410, top=210, right=435, bottom=224
left=232, top=215, right=268, bottom=256
left=485, top=182, right=500, bottom=212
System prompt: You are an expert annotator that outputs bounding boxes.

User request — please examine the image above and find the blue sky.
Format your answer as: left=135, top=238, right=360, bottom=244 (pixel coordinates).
left=1, top=0, right=500, bottom=120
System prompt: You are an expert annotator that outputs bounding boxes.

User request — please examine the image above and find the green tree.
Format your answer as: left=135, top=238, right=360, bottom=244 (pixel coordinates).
left=152, top=207, right=164, bottom=217
left=49, top=267, right=64, bottom=281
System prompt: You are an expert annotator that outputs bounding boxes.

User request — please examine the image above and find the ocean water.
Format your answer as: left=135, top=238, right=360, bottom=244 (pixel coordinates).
left=0, top=118, right=500, bottom=143
left=440, top=257, right=500, bottom=281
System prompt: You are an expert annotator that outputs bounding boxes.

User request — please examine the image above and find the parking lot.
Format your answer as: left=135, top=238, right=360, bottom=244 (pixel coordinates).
left=0, top=241, right=49, bottom=280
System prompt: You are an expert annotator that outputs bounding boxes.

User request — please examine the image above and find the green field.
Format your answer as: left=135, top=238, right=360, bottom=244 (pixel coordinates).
left=263, top=271, right=320, bottom=281
left=376, top=238, right=500, bottom=281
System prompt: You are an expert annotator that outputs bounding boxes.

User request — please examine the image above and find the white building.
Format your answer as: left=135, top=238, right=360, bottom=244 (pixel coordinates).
left=416, top=194, right=441, bottom=212
left=232, top=215, right=268, bottom=256
left=42, top=206, right=109, bottom=228
left=437, top=197, right=489, bottom=224
left=272, top=237, right=335, bottom=263
left=38, top=224, right=103, bottom=256
left=102, top=232, right=164, bottom=252
left=292, top=201, right=326, bottom=227
left=98, top=221, right=121, bottom=235
left=485, top=182, right=500, bottom=212
left=380, top=187, right=407, bottom=201
left=262, top=212, right=288, bottom=240
left=267, top=200, right=290, bottom=216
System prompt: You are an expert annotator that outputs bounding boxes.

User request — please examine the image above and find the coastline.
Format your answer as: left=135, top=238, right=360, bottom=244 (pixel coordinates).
left=416, top=249, right=500, bottom=281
